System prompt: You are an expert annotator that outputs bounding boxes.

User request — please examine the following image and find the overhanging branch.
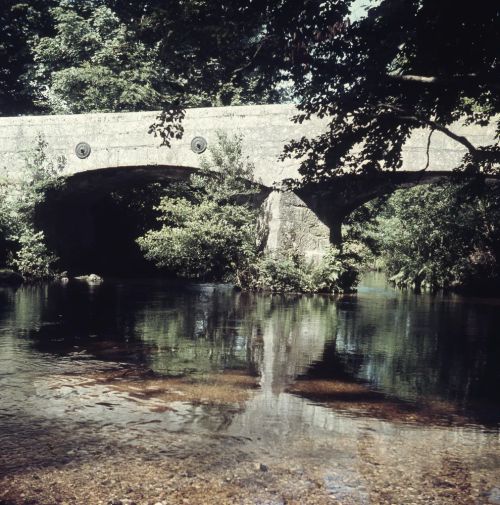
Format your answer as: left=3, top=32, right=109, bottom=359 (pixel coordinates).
left=387, top=73, right=499, bottom=90
left=232, top=36, right=272, bottom=78
left=379, top=103, right=478, bottom=157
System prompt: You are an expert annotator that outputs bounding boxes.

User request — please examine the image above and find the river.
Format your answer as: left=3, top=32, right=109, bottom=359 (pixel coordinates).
left=0, top=273, right=499, bottom=504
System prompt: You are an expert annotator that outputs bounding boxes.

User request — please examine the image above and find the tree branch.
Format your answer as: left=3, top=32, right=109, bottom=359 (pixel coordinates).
left=379, top=103, right=478, bottom=157
left=422, top=128, right=435, bottom=171
left=232, top=36, right=271, bottom=77
left=387, top=73, right=499, bottom=90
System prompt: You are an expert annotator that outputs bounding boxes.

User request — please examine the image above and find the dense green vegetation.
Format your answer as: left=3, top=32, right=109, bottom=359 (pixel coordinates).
left=0, top=136, right=64, bottom=279
left=372, top=180, right=500, bottom=292
left=1, top=0, right=280, bottom=115
left=342, top=177, right=500, bottom=293
left=138, top=132, right=360, bottom=293
left=31, top=3, right=167, bottom=113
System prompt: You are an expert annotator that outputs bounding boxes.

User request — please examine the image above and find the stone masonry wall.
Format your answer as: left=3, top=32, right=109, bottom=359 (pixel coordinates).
left=0, top=104, right=496, bottom=259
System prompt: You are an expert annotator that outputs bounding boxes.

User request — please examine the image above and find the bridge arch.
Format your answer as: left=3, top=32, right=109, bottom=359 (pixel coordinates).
left=59, top=163, right=270, bottom=196
left=37, top=163, right=271, bottom=274
left=295, top=171, right=500, bottom=245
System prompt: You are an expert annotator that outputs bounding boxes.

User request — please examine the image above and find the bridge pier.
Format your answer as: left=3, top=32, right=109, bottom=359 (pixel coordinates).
left=264, top=191, right=332, bottom=261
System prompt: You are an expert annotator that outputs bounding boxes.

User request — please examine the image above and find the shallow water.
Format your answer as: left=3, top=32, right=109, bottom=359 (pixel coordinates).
left=0, top=273, right=499, bottom=504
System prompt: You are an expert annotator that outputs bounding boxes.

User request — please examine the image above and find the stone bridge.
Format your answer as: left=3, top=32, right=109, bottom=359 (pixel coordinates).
left=0, top=104, right=496, bottom=258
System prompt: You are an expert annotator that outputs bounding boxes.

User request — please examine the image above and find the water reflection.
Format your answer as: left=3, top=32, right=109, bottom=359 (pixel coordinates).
left=1, top=275, right=500, bottom=504
left=1, top=274, right=499, bottom=426
left=333, top=277, right=500, bottom=416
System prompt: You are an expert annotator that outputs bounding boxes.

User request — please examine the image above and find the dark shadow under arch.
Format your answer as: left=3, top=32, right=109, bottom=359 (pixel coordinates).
left=61, top=164, right=271, bottom=197
left=36, top=164, right=271, bottom=276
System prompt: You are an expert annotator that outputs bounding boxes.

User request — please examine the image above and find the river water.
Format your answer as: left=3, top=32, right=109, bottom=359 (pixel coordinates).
left=0, top=273, right=499, bottom=505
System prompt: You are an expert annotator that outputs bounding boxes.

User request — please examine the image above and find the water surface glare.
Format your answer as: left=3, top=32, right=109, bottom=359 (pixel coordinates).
left=0, top=273, right=499, bottom=504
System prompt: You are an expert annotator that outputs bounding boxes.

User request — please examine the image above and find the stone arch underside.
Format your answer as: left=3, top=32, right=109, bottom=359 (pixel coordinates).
left=295, top=171, right=500, bottom=244
left=59, top=164, right=270, bottom=199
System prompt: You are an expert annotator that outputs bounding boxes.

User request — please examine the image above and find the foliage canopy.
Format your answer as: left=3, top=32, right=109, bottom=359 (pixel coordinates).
left=1, top=0, right=282, bottom=115
left=31, top=3, right=166, bottom=113
left=247, top=0, right=499, bottom=179
left=376, top=180, right=500, bottom=291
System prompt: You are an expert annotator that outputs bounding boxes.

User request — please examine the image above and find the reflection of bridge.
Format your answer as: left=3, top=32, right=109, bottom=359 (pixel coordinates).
left=0, top=104, right=496, bottom=255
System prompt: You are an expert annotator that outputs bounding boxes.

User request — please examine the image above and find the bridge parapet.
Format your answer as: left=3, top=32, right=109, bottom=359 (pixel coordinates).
left=1, top=104, right=495, bottom=186
left=0, top=104, right=327, bottom=187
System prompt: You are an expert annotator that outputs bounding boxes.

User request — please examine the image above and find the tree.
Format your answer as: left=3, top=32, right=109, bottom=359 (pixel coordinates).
left=375, top=180, right=500, bottom=291
left=30, top=2, right=168, bottom=113
left=254, top=0, right=499, bottom=180
left=0, top=0, right=57, bottom=115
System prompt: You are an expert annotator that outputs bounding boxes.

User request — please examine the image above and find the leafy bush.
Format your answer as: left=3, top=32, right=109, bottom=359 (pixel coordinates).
left=0, top=135, right=64, bottom=279
left=376, top=180, right=500, bottom=291
left=311, top=246, right=361, bottom=293
left=246, top=253, right=311, bottom=293
left=242, top=246, right=360, bottom=294
left=137, top=131, right=262, bottom=281
left=138, top=197, right=259, bottom=280
left=9, top=228, right=58, bottom=280
left=0, top=190, right=12, bottom=266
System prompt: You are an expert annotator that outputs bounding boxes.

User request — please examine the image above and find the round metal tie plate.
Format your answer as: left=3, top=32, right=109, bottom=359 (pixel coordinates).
left=191, top=136, right=207, bottom=154
left=75, top=142, right=91, bottom=159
